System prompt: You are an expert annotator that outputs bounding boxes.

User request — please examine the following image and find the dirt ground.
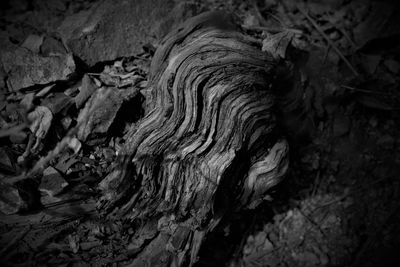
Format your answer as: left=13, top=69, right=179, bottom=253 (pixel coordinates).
left=1, top=0, right=400, bottom=266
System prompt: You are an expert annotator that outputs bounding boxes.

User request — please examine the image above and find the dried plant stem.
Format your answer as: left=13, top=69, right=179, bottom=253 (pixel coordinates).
left=297, top=5, right=359, bottom=77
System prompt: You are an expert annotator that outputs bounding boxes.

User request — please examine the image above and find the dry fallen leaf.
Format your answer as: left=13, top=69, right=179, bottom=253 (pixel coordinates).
left=262, top=30, right=295, bottom=59
left=28, top=106, right=53, bottom=151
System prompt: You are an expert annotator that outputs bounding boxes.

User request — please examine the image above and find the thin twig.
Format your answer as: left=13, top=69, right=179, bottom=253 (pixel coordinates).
left=265, top=11, right=286, bottom=27
left=337, top=27, right=357, bottom=50
left=243, top=25, right=303, bottom=35
left=131, top=55, right=151, bottom=61
left=326, top=14, right=358, bottom=50
left=297, top=5, right=359, bottom=76
left=341, top=85, right=392, bottom=96
left=251, top=0, right=269, bottom=27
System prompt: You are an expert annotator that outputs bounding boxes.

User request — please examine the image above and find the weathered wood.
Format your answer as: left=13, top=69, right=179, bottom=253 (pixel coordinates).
left=98, top=11, right=289, bottom=266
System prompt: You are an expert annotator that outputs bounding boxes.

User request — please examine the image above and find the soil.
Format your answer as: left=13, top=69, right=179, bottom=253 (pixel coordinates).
left=1, top=0, right=400, bottom=266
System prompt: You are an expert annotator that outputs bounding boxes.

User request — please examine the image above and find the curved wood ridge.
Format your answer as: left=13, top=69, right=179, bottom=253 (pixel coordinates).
left=98, top=11, right=289, bottom=266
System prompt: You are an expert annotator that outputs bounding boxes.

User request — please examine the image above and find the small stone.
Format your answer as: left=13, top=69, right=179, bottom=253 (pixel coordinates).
left=329, top=30, right=340, bottom=41
left=68, top=137, right=82, bottom=154
left=39, top=166, right=69, bottom=197
left=0, top=181, right=25, bottom=214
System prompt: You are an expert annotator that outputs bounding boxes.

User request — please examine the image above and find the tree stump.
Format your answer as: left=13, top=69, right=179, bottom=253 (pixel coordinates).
left=98, top=11, right=289, bottom=267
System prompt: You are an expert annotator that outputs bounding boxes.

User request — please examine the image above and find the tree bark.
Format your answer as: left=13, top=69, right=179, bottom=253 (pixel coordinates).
left=98, top=11, right=289, bottom=267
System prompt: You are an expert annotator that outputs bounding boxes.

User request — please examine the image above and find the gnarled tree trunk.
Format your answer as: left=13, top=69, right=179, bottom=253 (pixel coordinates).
left=98, top=11, right=289, bottom=267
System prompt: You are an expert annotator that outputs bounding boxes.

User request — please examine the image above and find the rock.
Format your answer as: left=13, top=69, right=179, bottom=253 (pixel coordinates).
left=75, top=74, right=98, bottom=109
left=333, top=114, right=351, bottom=137
left=39, top=166, right=69, bottom=197
left=77, top=87, right=139, bottom=142
left=57, top=0, right=198, bottom=66
left=0, top=181, right=24, bottom=214
left=1, top=46, right=75, bottom=91
left=42, top=92, right=74, bottom=115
